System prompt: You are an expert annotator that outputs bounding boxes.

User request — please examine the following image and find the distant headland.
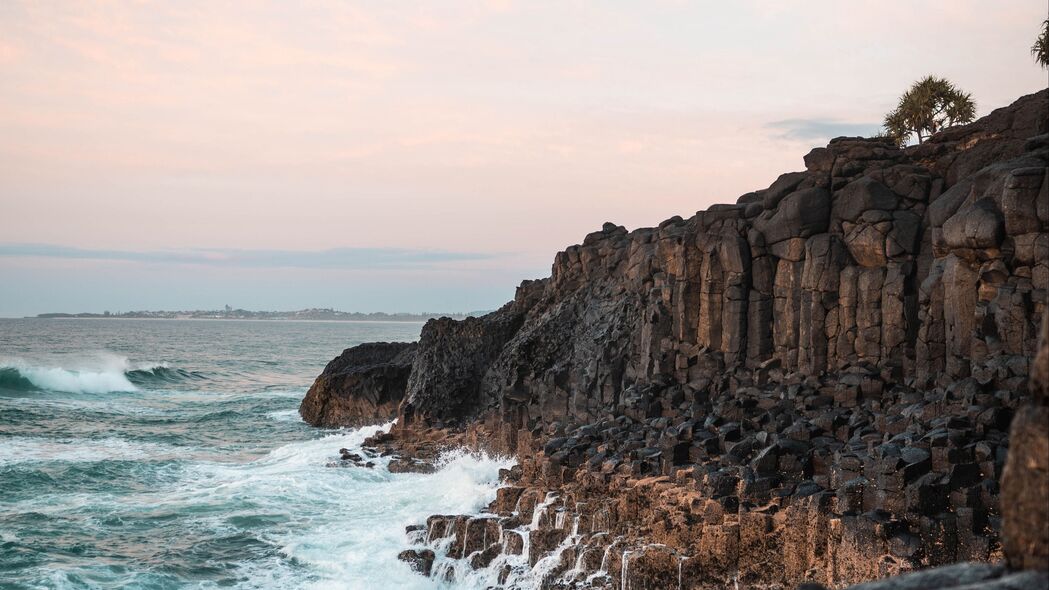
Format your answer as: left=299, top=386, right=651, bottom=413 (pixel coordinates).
left=31, top=307, right=487, bottom=322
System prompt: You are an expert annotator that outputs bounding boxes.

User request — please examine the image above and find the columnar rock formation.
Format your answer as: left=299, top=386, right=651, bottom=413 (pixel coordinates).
left=301, top=90, right=1048, bottom=589
left=1000, top=315, right=1049, bottom=572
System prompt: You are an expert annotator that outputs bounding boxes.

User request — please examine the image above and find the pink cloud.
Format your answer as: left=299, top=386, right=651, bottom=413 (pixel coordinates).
left=1, top=0, right=1045, bottom=267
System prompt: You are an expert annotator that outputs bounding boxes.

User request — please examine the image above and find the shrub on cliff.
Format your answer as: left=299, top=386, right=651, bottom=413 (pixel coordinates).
left=883, top=76, right=976, bottom=146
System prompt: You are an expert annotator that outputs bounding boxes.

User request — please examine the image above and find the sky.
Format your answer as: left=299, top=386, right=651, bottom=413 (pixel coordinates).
left=1, top=1, right=1046, bottom=317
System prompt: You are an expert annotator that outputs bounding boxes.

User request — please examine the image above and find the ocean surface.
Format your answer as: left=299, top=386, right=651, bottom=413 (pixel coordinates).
left=0, top=319, right=512, bottom=590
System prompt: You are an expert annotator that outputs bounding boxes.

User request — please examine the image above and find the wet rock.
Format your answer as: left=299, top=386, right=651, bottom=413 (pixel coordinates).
left=398, top=548, right=435, bottom=576
left=844, top=562, right=1004, bottom=589
left=387, top=456, right=437, bottom=474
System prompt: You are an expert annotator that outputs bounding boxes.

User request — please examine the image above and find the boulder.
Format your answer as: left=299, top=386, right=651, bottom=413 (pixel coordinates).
left=833, top=177, right=900, bottom=224
left=398, top=549, right=435, bottom=576
left=757, top=187, right=832, bottom=245
left=941, top=198, right=1005, bottom=252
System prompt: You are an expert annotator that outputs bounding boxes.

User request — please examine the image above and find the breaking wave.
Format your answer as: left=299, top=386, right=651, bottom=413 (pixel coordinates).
left=126, top=365, right=208, bottom=386
left=0, top=355, right=200, bottom=394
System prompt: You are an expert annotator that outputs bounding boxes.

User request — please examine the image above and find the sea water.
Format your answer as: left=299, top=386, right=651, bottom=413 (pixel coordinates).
left=0, top=319, right=512, bottom=589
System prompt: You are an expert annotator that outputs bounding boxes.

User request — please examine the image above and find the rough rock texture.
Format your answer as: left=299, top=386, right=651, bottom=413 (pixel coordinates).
left=840, top=562, right=1047, bottom=590
left=401, top=304, right=528, bottom=428
left=298, top=341, right=417, bottom=427
left=311, top=90, right=1049, bottom=589
left=400, top=94, right=1046, bottom=441
left=1000, top=315, right=1049, bottom=571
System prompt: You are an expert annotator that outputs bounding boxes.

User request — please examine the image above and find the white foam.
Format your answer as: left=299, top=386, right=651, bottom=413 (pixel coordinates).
left=265, top=409, right=303, bottom=423
left=0, top=352, right=168, bottom=394
left=17, top=364, right=137, bottom=393
left=1, top=409, right=514, bottom=589
left=168, top=422, right=513, bottom=590
left=0, top=436, right=177, bottom=465
left=443, top=489, right=567, bottom=590
left=128, top=360, right=172, bottom=372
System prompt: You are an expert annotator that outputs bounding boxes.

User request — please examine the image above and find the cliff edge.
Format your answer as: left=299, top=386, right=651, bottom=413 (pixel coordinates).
left=302, top=89, right=1048, bottom=589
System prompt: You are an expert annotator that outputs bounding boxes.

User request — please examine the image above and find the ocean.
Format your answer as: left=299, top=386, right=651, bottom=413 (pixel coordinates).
left=0, top=318, right=511, bottom=590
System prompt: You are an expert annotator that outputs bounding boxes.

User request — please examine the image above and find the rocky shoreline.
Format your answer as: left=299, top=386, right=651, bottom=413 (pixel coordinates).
left=301, top=90, right=1048, bottom=589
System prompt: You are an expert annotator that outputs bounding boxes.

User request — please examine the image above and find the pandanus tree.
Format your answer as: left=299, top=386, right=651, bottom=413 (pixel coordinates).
left=1034, top=18, right=1048, bottom=68
left=883, top=76, right=976, bottom=146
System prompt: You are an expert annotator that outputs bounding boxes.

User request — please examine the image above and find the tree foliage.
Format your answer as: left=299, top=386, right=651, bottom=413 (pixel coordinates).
left=1034, top=19, right=1049, bottom=68
left=883, top=76, right=976, bottom=147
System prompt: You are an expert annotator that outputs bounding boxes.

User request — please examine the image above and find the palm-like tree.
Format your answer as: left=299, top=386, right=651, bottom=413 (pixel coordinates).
left=1034, top=19, right=1049, bottom=68
left=883, top=76, right=976, bottom=146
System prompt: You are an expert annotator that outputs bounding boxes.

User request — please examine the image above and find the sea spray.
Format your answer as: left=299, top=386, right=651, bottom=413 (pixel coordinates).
left=0, top=321, right=528, bottom=589
left=0, top=350, right=194, bottom=395
left=2, top=318, right=489, bottom=589
left=0, top=357, right=140, bottom=393
left=427, top=490, right=580, bottom=590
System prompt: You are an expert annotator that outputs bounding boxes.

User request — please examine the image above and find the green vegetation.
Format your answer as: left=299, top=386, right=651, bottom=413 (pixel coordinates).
left=883, top=76, right=976, bottom=146
left=1034, top=19, right=1049, bottom=68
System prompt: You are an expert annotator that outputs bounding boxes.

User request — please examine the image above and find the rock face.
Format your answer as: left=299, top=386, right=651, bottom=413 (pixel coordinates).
left=299, top=341, right=417, bottom=427
left=306, top=90, right=1049, bottom=588
left=394, top=93, right=1046, bottom=441
left=1000, top=316, right=1049, bottom=572
left=401, top=304, right=527, bottom=428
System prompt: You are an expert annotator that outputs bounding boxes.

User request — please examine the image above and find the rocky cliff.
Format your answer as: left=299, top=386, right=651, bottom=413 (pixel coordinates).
left=301, top=89, right=1049, bottom=589
left=299, top=341, right=417, bottom=428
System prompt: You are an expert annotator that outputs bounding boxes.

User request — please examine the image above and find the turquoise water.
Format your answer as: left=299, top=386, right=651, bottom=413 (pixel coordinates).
left=0, top=319, right=510, bottom=590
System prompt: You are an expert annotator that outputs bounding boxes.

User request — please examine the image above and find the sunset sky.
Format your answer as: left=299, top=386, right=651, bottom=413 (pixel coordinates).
left=1, top=1, right=1046, bottom=317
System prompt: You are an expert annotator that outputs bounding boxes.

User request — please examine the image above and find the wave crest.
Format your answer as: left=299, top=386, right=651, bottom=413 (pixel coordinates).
left=0, top=355, right=197, bottom=394
left=126, top=366, right=207, bottom=386
left=0, top=367, right=36, bottom=391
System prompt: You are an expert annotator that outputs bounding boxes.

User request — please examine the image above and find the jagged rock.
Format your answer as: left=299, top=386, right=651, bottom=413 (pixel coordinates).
left=941, top=198, right=1005, bottom=253
left=305, top=90, right=1049, bottom=590
left=387, top=456, right=437, bottom=473
left=1000, top=317, right=1049, bottom=571
left=298, top=342, right=417, bottom=427
left=763, top=171, right=809, bottom=210
left=400, top=306, right=526, bottom=427
left=398, top=548, right=435, bottom=576
left=756, top=187, right=832, bottom=245
left=838, top=562, right=1049, bottom=590
left=841, top=562, right=1004, bottom=589
left=833, top=177, right=900, bottom=224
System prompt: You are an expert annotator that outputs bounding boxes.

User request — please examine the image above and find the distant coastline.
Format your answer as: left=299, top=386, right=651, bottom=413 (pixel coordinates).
left=29, top=307, right=488, bottom=322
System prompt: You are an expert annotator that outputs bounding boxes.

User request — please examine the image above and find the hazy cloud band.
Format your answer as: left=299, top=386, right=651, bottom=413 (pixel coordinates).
left=0, top=243, right=499, bottom=270
left=766, top=118, right=883, bottom=142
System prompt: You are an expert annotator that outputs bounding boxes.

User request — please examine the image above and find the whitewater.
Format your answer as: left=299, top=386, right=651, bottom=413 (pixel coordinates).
left=0, top=319, right=513, bottom=590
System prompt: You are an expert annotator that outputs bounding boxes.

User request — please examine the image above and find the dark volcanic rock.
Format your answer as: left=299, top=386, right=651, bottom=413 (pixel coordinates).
left=400, top=305, right=526, bottom=427
left=305, top=90, right=1049, bottom=590
left=298, top=342, right=417, bottom=427
left=838, top=563, right=1049, bottom=590
left=841, top=562, right=1004, bottom=589
left=1000, top=316, right=1049, bottom=571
